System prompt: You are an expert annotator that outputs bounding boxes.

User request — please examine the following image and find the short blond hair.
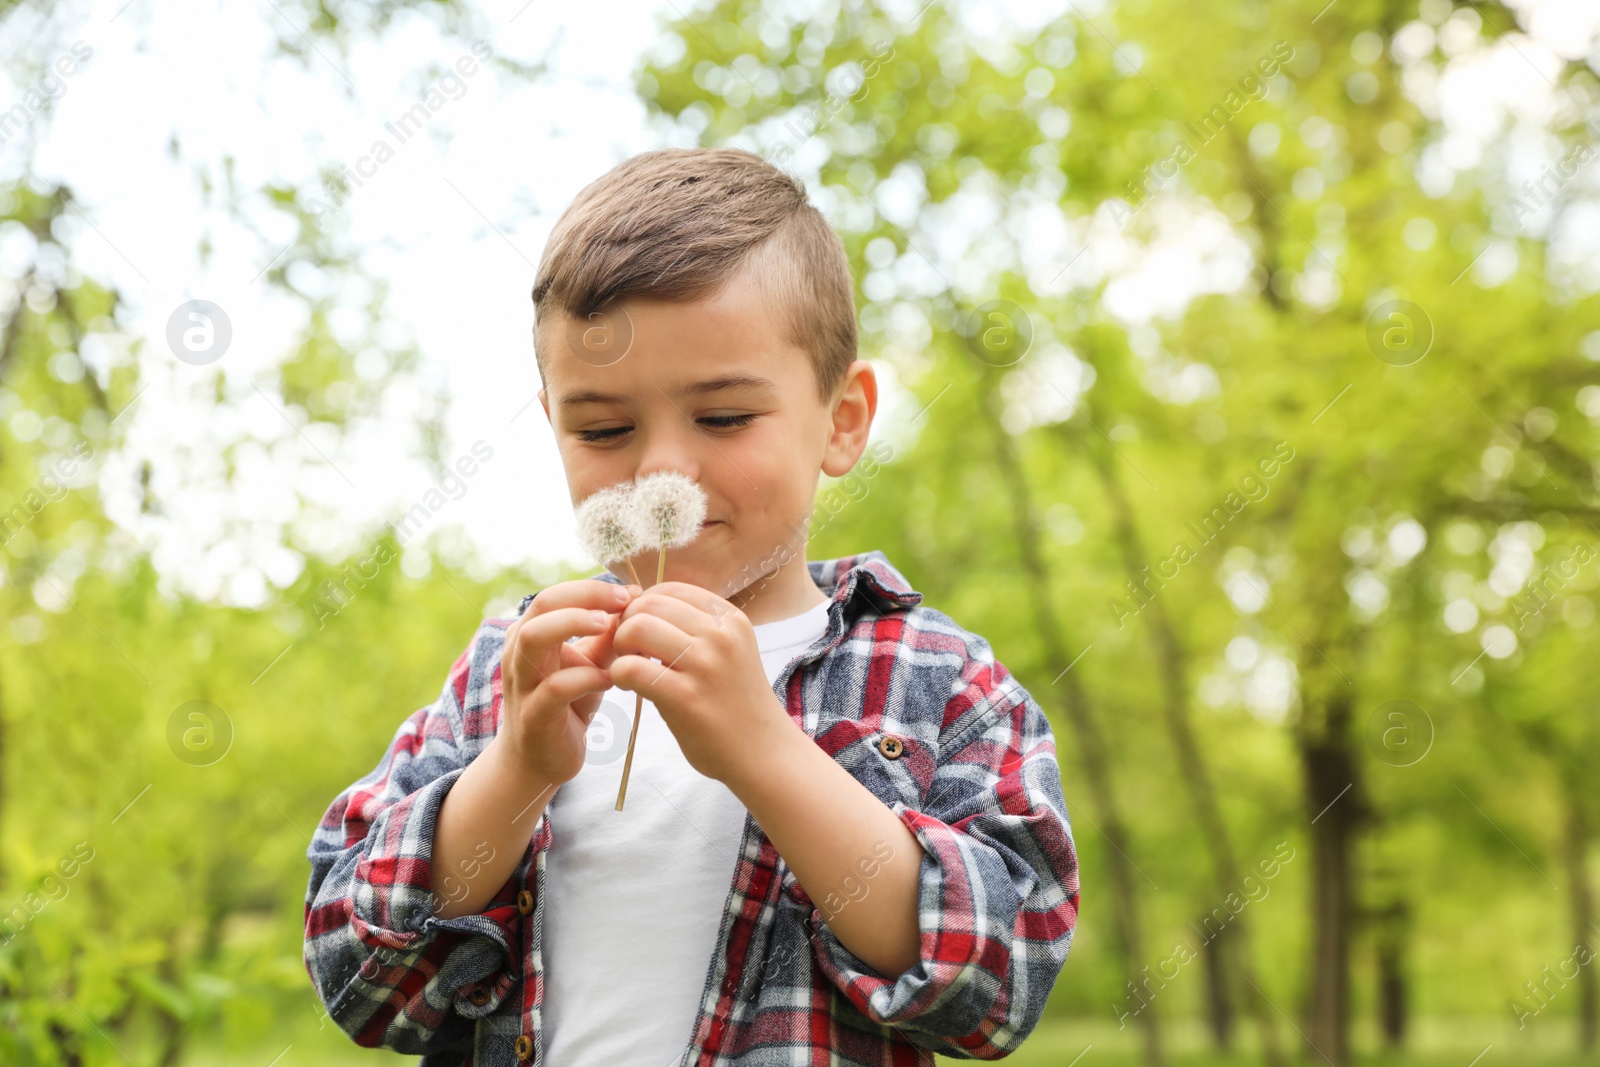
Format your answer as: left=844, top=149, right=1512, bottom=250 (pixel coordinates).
left=531, top=147, right=857, bottom=402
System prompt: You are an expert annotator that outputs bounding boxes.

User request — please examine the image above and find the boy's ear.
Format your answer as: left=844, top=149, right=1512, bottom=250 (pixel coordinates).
left=539, top=387, right=550, bottom=424
left=821, top=360, right=877, bottom=478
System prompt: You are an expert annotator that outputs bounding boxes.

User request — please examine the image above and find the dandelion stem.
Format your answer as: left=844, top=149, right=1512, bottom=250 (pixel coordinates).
left=615, top=547, right=665, bottom=811
left=615, top=699, right=644, bottom=811
left=611, top=470, right=705, bottom=811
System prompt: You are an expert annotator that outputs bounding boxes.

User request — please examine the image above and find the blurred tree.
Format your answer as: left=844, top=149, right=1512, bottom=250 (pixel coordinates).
left=2, top=0, right=1598, bottom=1062
left=0, top=0, right=539, bottom=1060
left=639, top=3, right=1600, bottom=1066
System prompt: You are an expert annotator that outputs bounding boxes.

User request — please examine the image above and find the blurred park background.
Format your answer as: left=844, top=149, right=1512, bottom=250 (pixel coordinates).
left=2, top=0, right=1599, bottom=1063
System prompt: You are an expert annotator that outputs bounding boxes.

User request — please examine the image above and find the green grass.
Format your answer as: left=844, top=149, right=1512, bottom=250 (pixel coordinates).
left=932, top=1016, right=1595, bottom=1066
left=175, top=1012, right=1598, bottom=1067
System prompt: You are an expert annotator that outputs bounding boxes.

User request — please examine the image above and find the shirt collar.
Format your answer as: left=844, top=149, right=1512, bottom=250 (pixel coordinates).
left=806, top=549, right=923, bottom=617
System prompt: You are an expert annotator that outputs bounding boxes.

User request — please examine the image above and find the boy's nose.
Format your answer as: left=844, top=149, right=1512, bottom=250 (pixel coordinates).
left=634, top=435, right=702, bottom=485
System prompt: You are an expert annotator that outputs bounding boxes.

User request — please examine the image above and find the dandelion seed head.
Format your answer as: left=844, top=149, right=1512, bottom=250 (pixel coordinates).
left=574, top=482, right=642, bottom=564
left=629, top=470, right=708, bottom=549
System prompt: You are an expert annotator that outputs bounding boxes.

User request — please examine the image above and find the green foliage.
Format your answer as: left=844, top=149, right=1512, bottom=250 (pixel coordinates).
left=3, top=0, right=1600, bottom=1062
left=642, top=0, right=1600, bottom=1046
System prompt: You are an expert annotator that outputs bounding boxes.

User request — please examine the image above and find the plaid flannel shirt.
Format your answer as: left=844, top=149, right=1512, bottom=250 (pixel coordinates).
left=303, top=549, right=1080, bottom=1066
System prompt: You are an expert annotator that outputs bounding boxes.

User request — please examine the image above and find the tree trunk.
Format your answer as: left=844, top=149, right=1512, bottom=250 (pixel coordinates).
left=1377, top=948, right=1405, bottom=1048
left=1562, top=773, right=1597, bottom=1052
left=48, top=1023, right=84, bottom=1067
left=981, top=383, right=1164, bottom=1067
left=0, top=667, right=6, bottom=896
left=1303, top=709, right=1362, bottom=1067
left=1075, top=420, right=1287, bottom=1067
left=1369, top=898, right=1408, bottom=1049
left=1201, top=920, right=1235, bottom=1048
left=0, top=287, right=17, bottom=898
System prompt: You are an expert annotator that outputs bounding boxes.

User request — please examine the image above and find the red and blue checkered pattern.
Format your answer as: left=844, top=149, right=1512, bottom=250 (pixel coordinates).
left=304, top=550, right=1080, bottom=1065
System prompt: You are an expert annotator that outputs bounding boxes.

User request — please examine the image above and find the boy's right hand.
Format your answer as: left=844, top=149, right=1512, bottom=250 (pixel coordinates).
left=497, top=579, right=641, bottom=786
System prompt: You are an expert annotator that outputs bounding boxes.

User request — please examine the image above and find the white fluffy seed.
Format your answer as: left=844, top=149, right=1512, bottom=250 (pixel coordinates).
left=574, top=482, right=642, bottom=564
left=629, top=470, right=708, bottom=549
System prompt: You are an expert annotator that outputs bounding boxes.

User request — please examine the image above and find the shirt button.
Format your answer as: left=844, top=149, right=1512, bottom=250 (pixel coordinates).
left=877, top=735, right=904, bottom=759
left=515, top=1034, right=534, bottom=1061
left=517, top=889, right=534, bottom=915
left=465, top=984, right=491, bottom=1006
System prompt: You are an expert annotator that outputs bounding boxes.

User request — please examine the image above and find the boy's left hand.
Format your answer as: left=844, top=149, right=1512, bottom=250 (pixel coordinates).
left=608, top=581, right=792, bottom=784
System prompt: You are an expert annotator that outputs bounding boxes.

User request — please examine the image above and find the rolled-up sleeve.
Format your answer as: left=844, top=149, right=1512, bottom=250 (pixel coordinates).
left=807, top=658, right=1079, bottom=1059
left=303, top=620, right=524, bottom=1053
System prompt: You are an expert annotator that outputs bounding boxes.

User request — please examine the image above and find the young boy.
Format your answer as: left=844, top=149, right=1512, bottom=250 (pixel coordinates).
left=303, top=146, right=1079, bottom=1066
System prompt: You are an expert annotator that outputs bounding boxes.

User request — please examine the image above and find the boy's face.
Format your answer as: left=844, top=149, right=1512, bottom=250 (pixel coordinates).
left=538, top=265, right=876, bottom=601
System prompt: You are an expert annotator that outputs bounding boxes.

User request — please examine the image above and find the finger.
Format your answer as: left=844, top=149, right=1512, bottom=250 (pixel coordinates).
left=567, top=610, right=623, bottom=671
left=507, top=608, right=616, bottom=690
left=526, top=579, right=636, bottom=617
left=608, top=653, right=684, bottom=702
left=572, top=689, right=604, bottom=721
left=613, top=612, right=698, bottom=668
left=630, top=581, right=728, bottom=611
left=516, top=607, right=621, bottom=656
left=620, top=589, right=729, bottom=639
left=536, top=663, right=614, bottom=709
left=502, top=613, right=547, bottom=685
left=557, top=639, right=601, bottom=672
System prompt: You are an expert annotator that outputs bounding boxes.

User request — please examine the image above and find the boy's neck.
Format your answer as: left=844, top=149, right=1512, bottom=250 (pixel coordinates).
left=727, top=554, right=829, bottom=626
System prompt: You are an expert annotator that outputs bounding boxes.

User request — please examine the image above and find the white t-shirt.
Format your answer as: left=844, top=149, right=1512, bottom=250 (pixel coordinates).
left=540, top=597, right=832, bottom=1067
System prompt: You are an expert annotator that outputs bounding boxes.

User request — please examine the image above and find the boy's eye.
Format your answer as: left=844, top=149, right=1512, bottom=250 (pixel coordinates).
left=574, top=413, right=758, bottom=443
left=699, top=413, right=758, bottom=431
left=574, top=425, right=629, bottom=443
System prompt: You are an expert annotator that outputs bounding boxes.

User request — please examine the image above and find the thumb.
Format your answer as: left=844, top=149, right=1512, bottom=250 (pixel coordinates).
left=572, top=690, right=604, bottom=722
left=569, top=611, right=623, bottom=671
